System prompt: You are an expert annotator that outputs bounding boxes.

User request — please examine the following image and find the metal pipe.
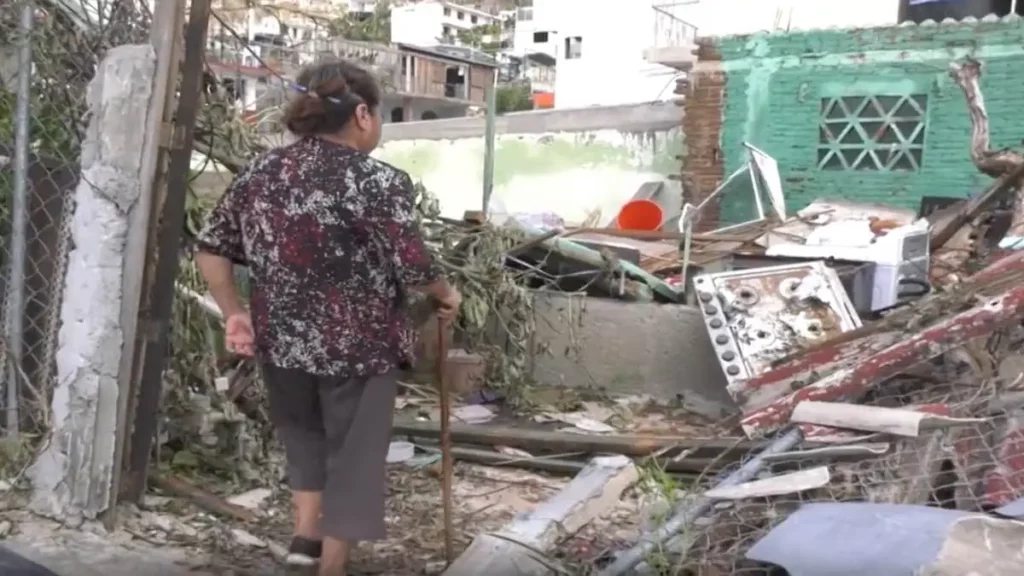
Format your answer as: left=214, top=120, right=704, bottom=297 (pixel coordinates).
left=597, top=427, right=804, bottom=576
left=5, top=2, right=34, bottom=438
left=481, top=86, right=496, bottom=214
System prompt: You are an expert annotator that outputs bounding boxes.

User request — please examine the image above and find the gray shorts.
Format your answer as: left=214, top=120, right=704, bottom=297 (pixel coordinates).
left=262, top=364, right=398, bottom=541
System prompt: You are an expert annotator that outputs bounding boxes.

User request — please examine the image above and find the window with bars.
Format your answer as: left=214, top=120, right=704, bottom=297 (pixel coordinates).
left=817, top=94, right=928, bottom=172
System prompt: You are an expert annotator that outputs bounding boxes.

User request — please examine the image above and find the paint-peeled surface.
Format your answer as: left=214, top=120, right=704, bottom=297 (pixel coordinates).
left=713, top=19, right=1024, bottom=223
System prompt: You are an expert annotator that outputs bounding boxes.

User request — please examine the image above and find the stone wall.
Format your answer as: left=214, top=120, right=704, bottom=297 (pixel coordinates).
left=686, top=16, right=1024, bottom=223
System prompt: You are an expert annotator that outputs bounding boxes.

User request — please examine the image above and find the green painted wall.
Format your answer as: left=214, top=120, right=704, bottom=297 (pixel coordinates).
left=375, top=129, right=683, bottom=225
left=714, top=18, right=1024, bottom=222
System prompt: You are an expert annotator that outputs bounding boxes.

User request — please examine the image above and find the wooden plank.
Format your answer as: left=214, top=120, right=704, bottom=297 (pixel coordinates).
left=393, top=418, right=760, bottom=457
left=121, top=0, right=213, bottom=502
left=443, top=455, right=637, bottom=576
left=106, top=0, right=185, bottom=523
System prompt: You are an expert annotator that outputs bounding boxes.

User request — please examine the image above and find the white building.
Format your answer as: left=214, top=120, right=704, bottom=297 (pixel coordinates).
left=518, top=0, right=900, bottom=110
left=527, top=0, right=682, bottom=110
left=391, top=0, right=500, bottom=48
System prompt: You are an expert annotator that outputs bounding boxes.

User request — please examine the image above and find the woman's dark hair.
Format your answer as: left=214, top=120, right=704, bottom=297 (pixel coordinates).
left=284, top=60, right=381, bottom=136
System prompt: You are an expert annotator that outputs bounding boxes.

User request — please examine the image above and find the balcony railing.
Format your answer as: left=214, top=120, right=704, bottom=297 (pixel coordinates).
left=206, top=36, right=487, bottom=105
left=651, top=1, right=699, bottom=49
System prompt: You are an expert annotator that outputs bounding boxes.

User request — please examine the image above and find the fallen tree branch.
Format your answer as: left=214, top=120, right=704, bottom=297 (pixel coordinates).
left=149, top=472, right=259, bottom=523
left=949, top=57, right=1024, bottom=244
left=948, top=58, right=1024, bottom=178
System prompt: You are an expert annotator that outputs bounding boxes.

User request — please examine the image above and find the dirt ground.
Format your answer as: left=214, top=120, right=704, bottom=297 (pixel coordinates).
left=0, top=391, right=715, bottom=575
left=91, top=460, right=647, bottom=575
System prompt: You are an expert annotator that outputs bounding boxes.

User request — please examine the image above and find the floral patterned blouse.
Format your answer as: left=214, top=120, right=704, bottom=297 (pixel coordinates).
left=195, top=137, right=441, bottom=377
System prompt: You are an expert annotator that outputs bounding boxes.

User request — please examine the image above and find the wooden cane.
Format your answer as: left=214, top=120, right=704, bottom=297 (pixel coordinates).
left=436, top=320, right=455, bottom=564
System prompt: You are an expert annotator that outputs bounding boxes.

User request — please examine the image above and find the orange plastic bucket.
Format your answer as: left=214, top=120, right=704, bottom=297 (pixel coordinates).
left=616, top=199, right=664, bottom=231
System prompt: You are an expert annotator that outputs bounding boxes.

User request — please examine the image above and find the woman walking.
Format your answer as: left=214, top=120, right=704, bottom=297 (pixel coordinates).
left=195, top=60, right=461, bottom=576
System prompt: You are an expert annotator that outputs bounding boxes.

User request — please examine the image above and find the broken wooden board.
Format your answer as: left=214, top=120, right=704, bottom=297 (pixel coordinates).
left=790, top=402, right=986, bottom=438
left=704, top=467, right=831, bottom=500
left=741, top=282, right=1024, bottom=437
left=443, top=455, right=638, bottom=576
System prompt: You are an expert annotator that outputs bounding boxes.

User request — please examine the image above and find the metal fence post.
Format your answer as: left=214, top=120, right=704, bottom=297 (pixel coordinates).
left=482, top=86, right=496, bottom=214
left=5, top=1, right=35, bottom=438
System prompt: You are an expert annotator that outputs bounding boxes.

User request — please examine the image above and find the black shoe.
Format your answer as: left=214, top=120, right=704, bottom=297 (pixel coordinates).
left=285, top=536, right=322, bottom=567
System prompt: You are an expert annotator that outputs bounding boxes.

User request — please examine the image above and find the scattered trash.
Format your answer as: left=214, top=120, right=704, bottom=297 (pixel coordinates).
left=704, top=466, right=832, bottom=500
left=451, top=404, right=495, bottom=424
left=231, top=528, right=267, bottom=548
left=386, top=441, right=416, bottom=464
left=225, top=488, right=273, bottom=511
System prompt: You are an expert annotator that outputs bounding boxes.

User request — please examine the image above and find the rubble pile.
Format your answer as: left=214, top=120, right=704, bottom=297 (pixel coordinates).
left=128, top=55, right=1024, bottom=575
left=589, top=58, right=1024, bottom=576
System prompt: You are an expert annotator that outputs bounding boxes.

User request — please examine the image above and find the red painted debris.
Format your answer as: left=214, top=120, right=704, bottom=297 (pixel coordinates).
left=741, top=283, right=1024, bottom=437
left=736, top=333, right=901, bottom=413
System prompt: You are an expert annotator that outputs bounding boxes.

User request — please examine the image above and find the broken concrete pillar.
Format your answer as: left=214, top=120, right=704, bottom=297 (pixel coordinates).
left=29, top=44, right=156, bottom=523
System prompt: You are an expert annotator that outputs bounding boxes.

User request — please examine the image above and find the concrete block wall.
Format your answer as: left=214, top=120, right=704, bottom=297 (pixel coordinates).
left=374, top=101, right=686, bottom=226
left=686, top=17, right=1024, bottom=223
left=530, top=292, right=736, bottom=419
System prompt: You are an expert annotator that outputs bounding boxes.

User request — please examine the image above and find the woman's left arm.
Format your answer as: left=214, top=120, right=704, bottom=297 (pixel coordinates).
left=195, top=171, right=251, bottom=318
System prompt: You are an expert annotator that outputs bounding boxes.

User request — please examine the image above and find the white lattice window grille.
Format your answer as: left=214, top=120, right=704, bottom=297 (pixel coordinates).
left=817, top=94, right=928, bottom=172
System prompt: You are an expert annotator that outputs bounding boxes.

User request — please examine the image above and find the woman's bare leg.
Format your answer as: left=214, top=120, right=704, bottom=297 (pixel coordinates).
left=293, top=490, right=322, bottom=538
left=319, top=538, right=350, bottom=576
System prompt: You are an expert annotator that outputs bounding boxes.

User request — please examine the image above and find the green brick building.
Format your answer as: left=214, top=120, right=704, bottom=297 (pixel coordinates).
left=687, top=16, right=1024, bottom=223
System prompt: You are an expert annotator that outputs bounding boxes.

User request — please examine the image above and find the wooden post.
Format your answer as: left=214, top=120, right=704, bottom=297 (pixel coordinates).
left=103, top=0, right=186, bottom=528
left=120, top=0, right=213, bottom=502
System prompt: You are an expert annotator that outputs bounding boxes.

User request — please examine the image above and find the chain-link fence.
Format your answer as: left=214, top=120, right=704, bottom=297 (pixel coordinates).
left=0, top=1, right=150, bottom=471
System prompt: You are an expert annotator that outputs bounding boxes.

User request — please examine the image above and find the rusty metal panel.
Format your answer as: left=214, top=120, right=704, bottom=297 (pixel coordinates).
left=694, top=262, right=862, bottom=411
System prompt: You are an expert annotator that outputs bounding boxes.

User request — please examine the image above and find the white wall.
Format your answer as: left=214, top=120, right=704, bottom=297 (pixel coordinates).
left=512, top=5, right=559, bottom=60
left=391, top=2, right=446, bottom=46
left=391, top=0, right=499, bottom=48
left=546, top=0, right=678, bottom=109
left=373, top=101, right=683, bottom=224
left=518, top=0, right=899, bottom=110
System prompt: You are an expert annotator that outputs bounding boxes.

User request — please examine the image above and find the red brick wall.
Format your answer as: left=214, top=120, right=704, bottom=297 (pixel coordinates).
left=681, top=41, right=726, bottom=231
